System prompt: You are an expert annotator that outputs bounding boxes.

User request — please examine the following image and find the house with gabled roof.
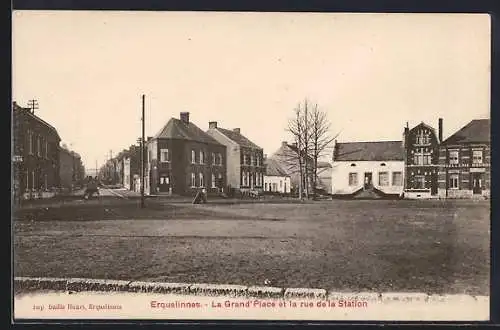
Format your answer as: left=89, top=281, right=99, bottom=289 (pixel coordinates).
left=145, top=112, right=226, bottom=196
left=331, top=140, right=405, bottom=198
left=438, top=119, right=490, bottom=199
left=206, top=121, right=264, bottom=193
left=263, top=157, right=291, bottom=194
left=402, top=119, right=442, bottom=199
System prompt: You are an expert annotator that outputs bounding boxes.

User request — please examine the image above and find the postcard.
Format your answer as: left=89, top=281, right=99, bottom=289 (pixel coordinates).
left=12, top=11, right=491, bottom=322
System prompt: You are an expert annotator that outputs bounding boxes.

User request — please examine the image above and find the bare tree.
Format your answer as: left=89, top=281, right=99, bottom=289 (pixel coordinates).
left=283, top=104, right=305, bottom=199
left=308, top=103, right=339, bottom=200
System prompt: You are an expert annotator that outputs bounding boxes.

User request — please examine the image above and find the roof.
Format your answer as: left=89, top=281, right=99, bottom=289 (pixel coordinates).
left=334, top=141, right=404, bottom=161
left=154, top=118, right=223, bottom=145
left=13, top=102, right=61, bottom=141
left=264, top=158, right=289, bottom=177
left=442, top=119, right=490, bottom=145
left=216, top=128, right=262, bottom=150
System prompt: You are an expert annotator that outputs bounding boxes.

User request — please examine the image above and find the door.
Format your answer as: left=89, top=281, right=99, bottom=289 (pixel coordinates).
left=364, top=172, right=372, bottom=189
left=159, top=175, right=170, bottom=192
left=472, top=173, right=482, bottom=194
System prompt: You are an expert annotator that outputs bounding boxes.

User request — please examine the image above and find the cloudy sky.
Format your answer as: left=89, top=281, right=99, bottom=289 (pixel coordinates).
left=12, top=11, right=490, bottom=170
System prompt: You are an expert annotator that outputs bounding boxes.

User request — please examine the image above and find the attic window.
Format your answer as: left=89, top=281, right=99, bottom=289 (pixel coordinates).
left=350, top=163, right=356, bottom=167
left=380, top=163, right=386, bottom=166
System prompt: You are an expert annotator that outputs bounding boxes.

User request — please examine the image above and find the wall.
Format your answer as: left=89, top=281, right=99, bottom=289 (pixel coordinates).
left=331, top=160, right=404, bottom=195
left=206, top=129, right=240, bottom=189
left=239, top=146, right=265, bottom=191
left=264, top=175, right=291, bottom=193
left=148, top=138, right=226, bottom=196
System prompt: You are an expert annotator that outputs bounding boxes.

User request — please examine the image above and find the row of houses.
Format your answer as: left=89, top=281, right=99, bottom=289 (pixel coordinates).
left=104, top=111, right=489, bottom=200
left=104, top=112, right=306, bottom=197
left=331, top=118, right=490, bottom=199
left=12, top=101, right=86, bottom=200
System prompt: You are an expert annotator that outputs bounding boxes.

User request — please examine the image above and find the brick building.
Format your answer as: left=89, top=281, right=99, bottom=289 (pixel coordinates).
left=59, top=146, right=85, bottom=191
left=206, top=122, right=264, bottom=193
left=146, top=112, right=226, bottom=196
left=438, top=119, right=490, bottom=199
left=12, top=101, right=61, bottom=200
left=402, top=119, right=442, bottom=199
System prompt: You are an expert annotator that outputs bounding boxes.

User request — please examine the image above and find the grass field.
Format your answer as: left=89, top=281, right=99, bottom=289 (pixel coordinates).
left=13, top=198, right=490, bottom=295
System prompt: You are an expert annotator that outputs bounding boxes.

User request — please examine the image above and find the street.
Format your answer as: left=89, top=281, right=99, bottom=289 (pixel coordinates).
left=13, top=191, right=490, bottom=296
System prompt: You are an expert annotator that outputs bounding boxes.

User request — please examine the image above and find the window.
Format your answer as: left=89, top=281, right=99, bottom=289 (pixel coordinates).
left=199, top=151, right=204, bottom=164
left=211, top=152, right=215, bottom=165
left=211, top=174, right=216, bottom=188
left=37, top=136, right=41, bottom=156
left=280, top=180, right=283, bottom=188
left=350, top=163, right=356, bottom=167
left=199, top=173, right=204, bottom=187
left=449, top=150, right=459, bottom=164
left=25, top=170, right=29, bottom=190
left=31, top=171, right=35, bottom=191
left=473, top=150, right=483, bottom=164
left=45, top=140, right=48, bottom=159
left=414, top=175, right=426, bottom=189
left=191, top=150, right=196, bottom=164
left=378, top=172, right=389, bottom=186
left=449, top=174, right=459, bottom=189
left=250, top=155, right=254, bottom=166
left=392, top=172, right=403, bottom=186
left=423, top=155, right=431, bottom=165
left=242, top=172, right=247, bottom=186
left=413, top=154, right=422, bottom=165
left=191, top=172, right=196, bottom=187
left=160, top=149, right=170, bottom=162
left=348, top=173, right=358, bottom=186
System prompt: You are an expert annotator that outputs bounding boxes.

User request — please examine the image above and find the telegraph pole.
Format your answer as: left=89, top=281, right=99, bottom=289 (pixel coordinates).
left=140, top=94, right=146, bottom=208
left=27, top=99, right=39, bottom=114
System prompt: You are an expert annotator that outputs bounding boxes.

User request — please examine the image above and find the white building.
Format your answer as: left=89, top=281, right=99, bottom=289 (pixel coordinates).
left=331, top=140, right=405, bottom=198
left=123, top=156, right=131, bottom=190
left=264, top=158, right=291, bottom=194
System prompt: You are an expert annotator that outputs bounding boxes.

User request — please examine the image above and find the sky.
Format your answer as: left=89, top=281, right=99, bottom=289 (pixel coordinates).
left=12, top=11, right=491, bottom=171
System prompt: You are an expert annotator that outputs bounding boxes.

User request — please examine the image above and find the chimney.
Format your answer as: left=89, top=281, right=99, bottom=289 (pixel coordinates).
left=281, top=141, right=288, bottom=148
left=147, top=136, right=152, bottom=141
left=233, top=128, right=240, bottom=134
left=438, top=118, right=443, bottom=143
left=180, top=112, right=190, bottom=124
left=209, top=121, right=218, bottom=129
left=292, top=142, right=298, bottom=148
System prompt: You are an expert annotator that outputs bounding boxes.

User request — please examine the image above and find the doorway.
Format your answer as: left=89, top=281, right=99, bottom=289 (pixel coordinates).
left=364, top=172, right=372, bottom=189
left=159, top=175, right=170, bottom=193
left=472, top=173, right=482, bottom=194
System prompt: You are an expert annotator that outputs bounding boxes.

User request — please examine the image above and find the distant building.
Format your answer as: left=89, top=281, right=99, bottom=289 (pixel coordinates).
left=12, top=101, right=61, bottom=199
left=316, top=161, right=332, bottom=195
left=264, top=157, right=291, bottom=194
left=402, top=120, right=442, bottom=199
left=206, top=122, right=264, bottom=193
left=438, top=119, right=490, bottom=199
left=331, top=140, right=404, bottom=198
left=268, top=141, right=315, bottom=195
left=146, top=112, right=227, bottom=196
left=59, top=146, right=85, bottom=191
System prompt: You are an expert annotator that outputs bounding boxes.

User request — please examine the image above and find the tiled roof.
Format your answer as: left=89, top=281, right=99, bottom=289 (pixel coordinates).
left=154, top=118, right=223, bottom=145
left=334, top=141, right=404, bottom=161
left=217, top=128, right=262, bottom=150
left=264, top=158, right=289, bottom=177
left=442, top=119, right=490, bottom=145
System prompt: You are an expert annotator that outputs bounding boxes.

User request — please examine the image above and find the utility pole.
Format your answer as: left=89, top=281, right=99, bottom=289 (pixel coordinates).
left=27, top=99, right=39, bottom=114
left=141, top=94, right=146, bottom=208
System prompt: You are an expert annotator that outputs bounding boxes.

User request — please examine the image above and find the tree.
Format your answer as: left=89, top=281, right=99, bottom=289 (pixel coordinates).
left=308, top=103, right=339, bottom=200
left=284, top=99, right=339, bottom=200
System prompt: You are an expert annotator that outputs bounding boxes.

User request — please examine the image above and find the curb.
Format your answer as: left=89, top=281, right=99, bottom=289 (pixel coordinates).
left=13, top=277, right=488, bottom=303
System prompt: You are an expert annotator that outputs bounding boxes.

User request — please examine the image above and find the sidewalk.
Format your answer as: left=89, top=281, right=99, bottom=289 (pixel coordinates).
left=13, top=277, right=490, bottom=321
